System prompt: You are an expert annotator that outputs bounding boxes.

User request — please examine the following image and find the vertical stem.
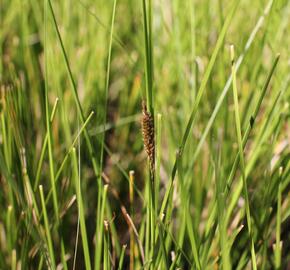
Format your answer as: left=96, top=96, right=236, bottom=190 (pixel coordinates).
left=6, top=205, right=13, bottom=252
left=142, top=0, right=154, bottom=114
left=39, top=185, right=56, bottom=269
left=103, top=221, right=110, bottom=270
left=118, top=245, right=127, bottom=270
left=44, top=0, right=59, bottom=221
left=155, top=114, right=162, bottom=214
left=230, top=45, right=257, bottom=270
left=11, top=249, right=16, bottom=270
left=129, top=171, right=135, bottom=270
left=94, top=184, right=109, bottom=269
left=142, top=2, right=155, bottom=267
left=275, top=167, right=283, bottom=269
left=150, top=178, right=155, bottom=268
left=71, top=148, right=92, bottom=270
left=96, top=2, right=117, bottom=267
left=189, top=0, right=196, bottom=101
left=145, top=178, right=150, bottom=265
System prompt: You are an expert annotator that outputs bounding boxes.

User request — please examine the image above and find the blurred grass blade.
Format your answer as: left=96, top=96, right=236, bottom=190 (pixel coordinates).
left=44, top=0, right=59, bottom=221
left=274, top=167, right=283, bottom=269
left=71, top=148, right=92, bottom=270
left=117, top=245, right=127, bottom=270
left=39, top=185, right=56, bottom=269
left=94, top=184, right=109, bottom=270
left=230, top=45, right=257, bottom=270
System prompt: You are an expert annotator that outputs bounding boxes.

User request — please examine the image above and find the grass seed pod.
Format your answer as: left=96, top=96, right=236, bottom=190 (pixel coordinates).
left=141, top=100, right=155, bottom=173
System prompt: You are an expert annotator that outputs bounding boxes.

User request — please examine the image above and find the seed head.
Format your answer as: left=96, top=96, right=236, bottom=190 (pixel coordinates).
left=141, top=100, right=155, bottom=173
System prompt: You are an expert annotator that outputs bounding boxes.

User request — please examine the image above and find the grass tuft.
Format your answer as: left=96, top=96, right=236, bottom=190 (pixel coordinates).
left=0, top=0, right=289, bottom=269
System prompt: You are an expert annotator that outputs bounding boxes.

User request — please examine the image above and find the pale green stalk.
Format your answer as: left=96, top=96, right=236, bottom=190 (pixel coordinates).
left=39, top=185, right=56, bottom=269
left=274, top=167, right=283, bottom=269
left=71, top=148, right=91, bottom=270
left=230, top=45, right=257, bottom=270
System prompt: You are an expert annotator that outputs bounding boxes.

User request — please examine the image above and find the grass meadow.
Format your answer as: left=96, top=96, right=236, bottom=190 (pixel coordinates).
left=1, top=0, right=290, bottom=269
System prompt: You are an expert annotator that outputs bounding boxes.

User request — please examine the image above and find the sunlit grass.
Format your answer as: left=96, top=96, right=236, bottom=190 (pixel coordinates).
left=0, top=0, right=289, bottom=269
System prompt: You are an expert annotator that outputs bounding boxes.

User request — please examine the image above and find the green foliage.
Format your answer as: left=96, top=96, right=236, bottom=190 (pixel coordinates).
left=0, top=0, right=289, bottom=269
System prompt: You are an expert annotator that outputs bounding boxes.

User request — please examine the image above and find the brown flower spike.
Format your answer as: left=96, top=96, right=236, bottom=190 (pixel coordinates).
left=141, top=100, right=155, bottom=174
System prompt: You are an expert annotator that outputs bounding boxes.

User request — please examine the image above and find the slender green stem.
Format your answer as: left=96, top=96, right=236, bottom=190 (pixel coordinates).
left=142, top=0, right=153, bottom=113
left=103, top=221, right=110, bottom=270
left=96, top=2, right=117, bottom=268
left=71, top=148, right=92, bottom=270
left=94, top=184, right=108, bottom=270
left=129, top=171, right=135, bottom=270
left=274, top=167, right=283, bottom=269
left=11, top=249, right=16, bottom=270
left=34, top=97, right=59, bottom=191
left=186, top=208, right=201, bottom=269
left=117, top=245, right=127, bottom=270
left=39, top=185, right=56, bottom=270
left=155, top=114, right=162, bottom=214
left=231, top=45, right=256, bottom=269
left=44, top=0, right=58, bottom=221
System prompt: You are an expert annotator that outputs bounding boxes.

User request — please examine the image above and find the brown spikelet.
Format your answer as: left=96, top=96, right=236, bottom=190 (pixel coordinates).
left=141, top=100, right=155, bottom=173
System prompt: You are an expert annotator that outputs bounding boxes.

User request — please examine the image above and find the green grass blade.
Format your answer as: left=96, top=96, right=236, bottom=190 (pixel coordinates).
left=44, top=0, right=58, bottom=220
left=71, top=148, right=92, bottom=270
left=39, top=185, right=56, bottom=269
left=230, top=45, right=257, bottom=270
left=94, top=184, right=109, bottom=270
left=186, top=209, right=201, bottom=269
left=274, top=167, right=283, bottom=269
left=117, top=245, right=127, bottom=270
left=34, top=97, right=59, bottom=191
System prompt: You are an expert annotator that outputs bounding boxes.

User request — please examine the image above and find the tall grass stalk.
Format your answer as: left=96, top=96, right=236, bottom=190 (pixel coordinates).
left=94, top=184, right=109, bottom=269
left=34, top=97, right=59, bottom=191
left=142, top=1, right=156, bottom=268
left=274, top=167, right=283, bottom=269
left=215, top=148, right=231, bottom=270
left=117, top=245, right=127, bottom=270
left=96, top=1, right=117, bottom=268
left=71, top=148, right=91, bottom=270
left=142, top=0, right=154, bottom=113
left=39, top=185, right=56, bottom=269
left=129, top=170, right=135, bottom=270
left=44, top=0, right=58, bottom=221
left=103, top=221, right=110, bottom=270
left=230, top=45, right=257, bottom=270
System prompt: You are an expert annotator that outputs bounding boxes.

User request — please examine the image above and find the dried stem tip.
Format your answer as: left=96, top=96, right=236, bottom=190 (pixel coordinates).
left=141, top=101, right=155, bottom=173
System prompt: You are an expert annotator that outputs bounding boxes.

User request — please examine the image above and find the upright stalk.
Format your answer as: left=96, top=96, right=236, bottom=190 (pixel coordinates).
left=230, top=45, right=257, bottom=270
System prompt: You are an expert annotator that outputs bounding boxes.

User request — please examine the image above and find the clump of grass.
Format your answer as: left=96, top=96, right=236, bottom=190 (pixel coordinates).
left=0, top=0, right=289, bottom=269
